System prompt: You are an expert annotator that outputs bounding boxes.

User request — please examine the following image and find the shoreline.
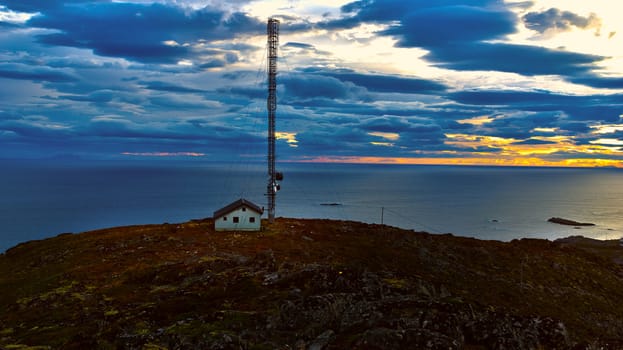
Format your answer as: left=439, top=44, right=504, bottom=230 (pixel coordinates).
left=2, top=217, right=623, bottom=348
left=1, top=214, right=618, bottom=254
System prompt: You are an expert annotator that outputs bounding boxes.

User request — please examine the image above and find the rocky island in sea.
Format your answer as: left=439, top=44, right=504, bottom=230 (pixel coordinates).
left=548, top=217, right=596, bottom=227
left=1, top=218, right=623, bottom=349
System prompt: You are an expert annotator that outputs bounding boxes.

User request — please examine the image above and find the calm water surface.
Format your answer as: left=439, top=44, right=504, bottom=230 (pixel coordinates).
left=1, top=160, right=622, bottom=252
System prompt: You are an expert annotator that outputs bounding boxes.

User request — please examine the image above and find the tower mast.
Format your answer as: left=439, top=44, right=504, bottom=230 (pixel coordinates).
left=267, top=18, right=279, bottom=223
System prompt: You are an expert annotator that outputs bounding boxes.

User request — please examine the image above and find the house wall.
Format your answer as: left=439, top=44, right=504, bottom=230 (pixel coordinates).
left=214, top=206, right=262, bottom=231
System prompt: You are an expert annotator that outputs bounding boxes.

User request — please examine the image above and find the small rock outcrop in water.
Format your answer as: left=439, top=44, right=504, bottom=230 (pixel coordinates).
left=548, top=217, right=596, bottom=226
left=2, top=218, right=623, bottom=349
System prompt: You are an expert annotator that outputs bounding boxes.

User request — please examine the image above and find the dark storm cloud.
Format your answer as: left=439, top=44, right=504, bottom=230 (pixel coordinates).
left=523, top=8, right=601, bottom=34
left=1, top=0, right=107, bottom=12
left=0, top=114, right=265, bottom=156
left=27, top=2, right=263, bottom=64
left=2, top=0, right=621, bottom=162
left=140, top=81, right=205, bottom=94
left=0, top=63, right=78, bottom=82
left=285, top=96, right=366, bottom=111
left=450, top=90, right=572, bottom=106
left=474, top=119, right=535, bottom=140
left=340, top=0, right=496, bottom=24
left=295, top=112, right=448, bottom=156
left=199, top=59, right=227, bottom=69
left=318, top=71, right=446, bottom=94
left=279, top=84, right=479, bottom=133
left=320, top=0, right=506, bottom=34
left=330, top=0, right=606, bottom=79
left=424, top=42, right=600, bottom=76
left=292, top=123, right=398, bottom=157
left=385, top=4, right=516, bottom=47
left=295, top=67, right=447, bottom=95
left=570, top=74, right=623, bottom=89
left=449, top=90, right=623, bottom=123
left=360, top=116, right=439, bottom=134
left=558, top=121, right=591, bottom=134
left=563, top=104, right=623, bottom=123
left=476, top=112, right=563, bottom=140
left=72, top=116, right=265, bottom=152
left=281, top=74, right=367, bottom=100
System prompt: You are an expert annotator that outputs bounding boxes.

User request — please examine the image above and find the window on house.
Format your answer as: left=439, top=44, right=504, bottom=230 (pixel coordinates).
left=223, top=217, right=227, bottom=221
left=233, top=217, right=239, bottom=223
left=249, top=217, right=255, bottom=223
left=242, top=207, right=246, bottom=212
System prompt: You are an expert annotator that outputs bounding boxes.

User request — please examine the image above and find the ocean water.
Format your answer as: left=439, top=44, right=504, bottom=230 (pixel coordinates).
left=1, top=160, right=622, bottom=252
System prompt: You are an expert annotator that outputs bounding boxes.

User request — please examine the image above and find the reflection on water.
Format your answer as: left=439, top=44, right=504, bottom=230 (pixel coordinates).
left=277, top=164, right=623, bottom=241
left=1, top=160, right=622, bottom=251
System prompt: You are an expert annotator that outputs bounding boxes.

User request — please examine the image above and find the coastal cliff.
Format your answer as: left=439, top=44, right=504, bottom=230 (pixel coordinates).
left=1, top=218, right=623, bottom=349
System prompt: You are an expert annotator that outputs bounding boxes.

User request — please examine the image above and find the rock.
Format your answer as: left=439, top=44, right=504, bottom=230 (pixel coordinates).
left=548, top=217, right=595, bottom=226
left=354, top=328, right=405, bottom=349
left=308, top=330, right=335, bottom=350
left=263, top=272, right=280, bottom=285
left=253, top=249, right=276, bottom=271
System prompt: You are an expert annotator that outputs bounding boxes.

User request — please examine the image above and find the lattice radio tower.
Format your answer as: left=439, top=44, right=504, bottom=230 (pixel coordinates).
left=266, top=18, right=282, bottom=223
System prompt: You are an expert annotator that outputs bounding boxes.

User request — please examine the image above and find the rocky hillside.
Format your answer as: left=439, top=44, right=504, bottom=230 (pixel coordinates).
left=2, top=218, right=623, bottom=349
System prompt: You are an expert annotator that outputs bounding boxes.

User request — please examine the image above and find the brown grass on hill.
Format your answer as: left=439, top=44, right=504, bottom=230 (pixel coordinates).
left=1, top=218, right=623, bottom=349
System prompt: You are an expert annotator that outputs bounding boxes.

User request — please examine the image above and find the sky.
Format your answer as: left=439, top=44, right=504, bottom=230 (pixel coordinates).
left=1, top=0, right=623, bottom=167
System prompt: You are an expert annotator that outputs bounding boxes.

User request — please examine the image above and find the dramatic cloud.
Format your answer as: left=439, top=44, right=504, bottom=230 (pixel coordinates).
left=0, top=0, right=622, bottom=166
left=387, top=4, right=516, bottom=47
left=523, top=8, right=602, bottom=36
left=311, top=69, right=447, bottom=94
left=569, top=74, right=623, bottom=89
left=424, top=43, right=602, bottom=77
left=448, top=90, right=623, bottom=123
left=329, top=1, right=608, bottom=81
left=281, top=74, right=365, bottom=100
left=140, top=81, right=206, bottom=94
left=0, top=63, right=78, bottom=82
left=28, top=2, right=263, bottom=64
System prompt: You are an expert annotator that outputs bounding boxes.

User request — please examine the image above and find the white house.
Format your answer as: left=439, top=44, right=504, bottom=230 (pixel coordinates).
left=213, top=198, right=264, bottom=231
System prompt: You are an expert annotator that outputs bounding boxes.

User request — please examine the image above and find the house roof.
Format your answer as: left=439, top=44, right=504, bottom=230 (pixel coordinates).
left=213, top=198, right=264, bottom=219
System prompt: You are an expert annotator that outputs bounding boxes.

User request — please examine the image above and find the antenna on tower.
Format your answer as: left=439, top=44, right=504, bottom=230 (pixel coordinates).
left=266, top=18, right=282, bottom=223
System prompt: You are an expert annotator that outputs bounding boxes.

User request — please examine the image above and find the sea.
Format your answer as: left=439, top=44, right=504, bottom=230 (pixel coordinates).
left=1, top=159, right=622, bottom=252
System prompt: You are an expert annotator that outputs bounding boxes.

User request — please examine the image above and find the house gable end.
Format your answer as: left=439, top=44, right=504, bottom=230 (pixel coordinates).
left=213, top=198, right=263, bottom=219
left=214, top=198, right=263, bottom=232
